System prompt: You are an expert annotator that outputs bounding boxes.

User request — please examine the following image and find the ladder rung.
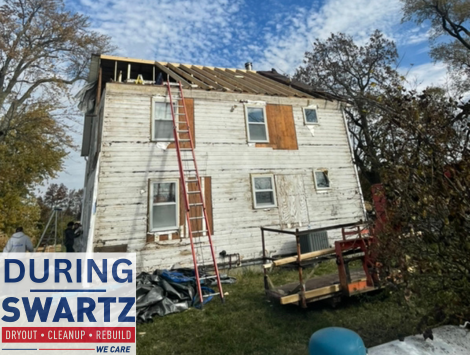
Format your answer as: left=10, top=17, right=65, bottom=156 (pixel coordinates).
left=181, top=158, right=194, bottom=161
left=168, top=82, right=180, bottom=86
left=176, top=121, right=188, bottom=124
left=199, top=276, right=216, bottom=280
left=187, top=191, right=201, bottom=194
left=189, top=216, right=204, bottom=220
left=189, top=203, right=203, bottom=207
left=178, top=130, right=189, bottom=133
left=179, top=139, right=191, bottom=142
left=180, top=148, right=193, bottom=151
left=203, top=292, right=220, bottom=298
left=192, top=229, right=208, bottom=234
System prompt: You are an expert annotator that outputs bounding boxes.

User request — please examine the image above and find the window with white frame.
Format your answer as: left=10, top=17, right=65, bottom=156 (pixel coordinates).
left=314, top=169, right=330, bottom=190
left=245, top=105, right=269, bottom=142
left=152, top=98, right=176, bottom=141
left=150, top=181, right=179, bottom=231
left=303, top=107, right=318, bottom=125
left=252, top=174, right=277, bottom=208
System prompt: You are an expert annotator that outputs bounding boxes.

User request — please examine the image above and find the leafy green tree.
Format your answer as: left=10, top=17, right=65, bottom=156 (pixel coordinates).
left=401, top=0, right=470, bottom=93
left=295, top=31, right=402, bottom=186
left=0, top=104, right=67, bottom=237
left=0, top=0, right=113, bottom=238
left=376, top=85, right=470, bottom=328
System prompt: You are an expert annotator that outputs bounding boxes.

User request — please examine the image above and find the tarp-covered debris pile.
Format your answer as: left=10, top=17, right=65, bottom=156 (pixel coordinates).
left=136, top=269, right=236, bottom=322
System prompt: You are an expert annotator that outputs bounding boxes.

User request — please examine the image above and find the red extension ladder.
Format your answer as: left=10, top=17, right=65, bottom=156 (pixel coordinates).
left=166, top=80, right=225, bottom=305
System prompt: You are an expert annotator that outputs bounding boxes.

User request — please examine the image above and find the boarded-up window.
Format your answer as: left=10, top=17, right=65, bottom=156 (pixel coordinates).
left=256, top=104, right=298, bottom=150
left=179, top=176, right=213, bottom=238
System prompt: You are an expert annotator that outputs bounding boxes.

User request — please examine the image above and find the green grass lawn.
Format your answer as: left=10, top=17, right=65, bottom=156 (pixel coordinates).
left=136, top=264, right=422, bottom=355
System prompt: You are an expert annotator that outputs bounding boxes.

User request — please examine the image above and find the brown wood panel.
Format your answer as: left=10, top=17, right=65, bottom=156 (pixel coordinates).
left=278, top=105, right=298, bottom=150
left=204, top=177, right=213, bottom=234
left=94, top=244, right=128, bottom=252
left=256, top=104, right=298, bottom=150
left=179, top=180, right=186, bottom=237
left=188, top=181, right=203, bottom=237
left=178, top=176, right=212, bottom=238
left=168, top=98, right=195, bottom=149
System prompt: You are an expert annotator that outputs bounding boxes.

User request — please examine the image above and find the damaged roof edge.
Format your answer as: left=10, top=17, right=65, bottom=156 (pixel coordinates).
left=86, top=54, right=343, bottom=101
left=87, top=54, right=101, bottom=83
left=257, top=70, right=347, bottom=102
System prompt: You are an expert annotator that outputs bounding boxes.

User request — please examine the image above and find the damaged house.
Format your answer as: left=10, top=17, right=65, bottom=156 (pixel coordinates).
left=79, top=54, right=365, bottom=271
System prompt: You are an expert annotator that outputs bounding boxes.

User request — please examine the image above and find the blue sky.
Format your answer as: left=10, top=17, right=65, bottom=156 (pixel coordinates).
left=51, top=0, right=448, bottom=191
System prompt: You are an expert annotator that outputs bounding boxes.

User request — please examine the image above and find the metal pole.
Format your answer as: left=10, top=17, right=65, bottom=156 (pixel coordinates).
left=35, top=210, right=55, bottom=252
left=261, top=228, right=268, bottom=291
left=54, top=210, right=58, bottom=251
left=296, top=228, right=307, bottom=308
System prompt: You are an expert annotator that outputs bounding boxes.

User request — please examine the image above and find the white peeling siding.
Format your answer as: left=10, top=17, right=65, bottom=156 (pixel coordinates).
left=90, top=84, right=364, bottom=271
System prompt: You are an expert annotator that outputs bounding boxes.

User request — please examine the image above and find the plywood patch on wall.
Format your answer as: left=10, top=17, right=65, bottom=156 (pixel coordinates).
left=256, top=104, right=298, bottom=150
left=275, top=174, right=308, bottom=228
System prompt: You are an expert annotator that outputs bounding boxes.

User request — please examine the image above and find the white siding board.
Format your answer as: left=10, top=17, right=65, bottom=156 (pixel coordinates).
left=87, top=84, right=364, bottom=271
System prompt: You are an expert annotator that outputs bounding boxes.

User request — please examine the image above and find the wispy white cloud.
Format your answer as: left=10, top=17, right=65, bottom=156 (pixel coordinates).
left=53, top=0, right=440, bottom=189
left=401, top=62, right=448, bottom=91
left=257, top=0, right=403, bottom=74
left=67, top=0, right=248, bottom=67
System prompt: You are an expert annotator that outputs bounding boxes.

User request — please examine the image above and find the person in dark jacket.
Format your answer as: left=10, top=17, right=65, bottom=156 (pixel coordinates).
left=64, top=221, right=76, bottom=252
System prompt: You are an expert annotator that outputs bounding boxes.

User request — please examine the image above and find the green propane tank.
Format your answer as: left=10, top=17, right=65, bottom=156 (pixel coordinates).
left=309, top=327, right=367, bottom=355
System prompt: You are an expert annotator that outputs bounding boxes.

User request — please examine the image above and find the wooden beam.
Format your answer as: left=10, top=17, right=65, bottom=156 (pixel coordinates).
left=263, top=247, right=338, bottom=269
left=241, top=70, right=302, bottom=97
left=213, top=68, right=261, bottom=93
left=179, top=65, right=226, bottom=91
left=95, top=65, right=102, bottom=112
left=167, top=63, right=212, bottom=90
left=100, top=54, right=156, bottom=65
left=244, top=71, right=313, bottom=98
left=153, top=62, right=192, bottom=88
left=280, top=284, right=341, bottom=305
left=232, top=69, right=285, bottom=96
left=199, top=67, right=242, bottom=92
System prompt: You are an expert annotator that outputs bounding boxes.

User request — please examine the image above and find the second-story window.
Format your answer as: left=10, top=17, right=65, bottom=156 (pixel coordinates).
left=245, top=105, right=269, bottom=143
left=303, top=106, right=318, bottom=125
left=152, top=98, right=176, bottom=141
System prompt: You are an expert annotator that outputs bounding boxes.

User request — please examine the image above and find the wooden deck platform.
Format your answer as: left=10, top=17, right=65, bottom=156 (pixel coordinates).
left=266, top=268, right=369, bottom=305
